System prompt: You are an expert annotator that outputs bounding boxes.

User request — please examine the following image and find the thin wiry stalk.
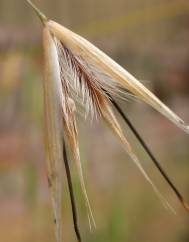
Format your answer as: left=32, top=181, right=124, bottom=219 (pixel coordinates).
left=26, top=0, right=47, bottom=25
left=63, top=140, right=82, bottom=242
left=111, top=98, right=189, bottom=212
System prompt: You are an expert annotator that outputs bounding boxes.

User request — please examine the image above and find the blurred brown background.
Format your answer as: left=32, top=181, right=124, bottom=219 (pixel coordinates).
left=0, top=0, right=189, bottom=242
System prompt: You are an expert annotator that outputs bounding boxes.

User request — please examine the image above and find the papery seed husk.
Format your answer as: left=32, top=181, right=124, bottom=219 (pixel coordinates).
left=47, top=20, right=189, bottom=135
left=43, top=27, right=64, bottom=242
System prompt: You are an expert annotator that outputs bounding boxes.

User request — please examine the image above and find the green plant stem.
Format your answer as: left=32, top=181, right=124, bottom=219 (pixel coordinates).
left=26, top=0, right=47, bottom=25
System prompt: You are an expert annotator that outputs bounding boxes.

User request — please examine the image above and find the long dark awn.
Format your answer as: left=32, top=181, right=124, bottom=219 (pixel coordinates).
left=111, top=98, right=189, bottom=212
left=63, top=140, right=82, bottom=242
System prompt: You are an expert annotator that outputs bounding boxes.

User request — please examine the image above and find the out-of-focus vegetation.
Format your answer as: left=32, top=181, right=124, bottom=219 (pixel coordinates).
left=0, top=0, right=189, bottom=242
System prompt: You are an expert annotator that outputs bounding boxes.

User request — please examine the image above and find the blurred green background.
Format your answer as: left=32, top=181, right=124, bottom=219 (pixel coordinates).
left=0, top=0, right=189, bottom=241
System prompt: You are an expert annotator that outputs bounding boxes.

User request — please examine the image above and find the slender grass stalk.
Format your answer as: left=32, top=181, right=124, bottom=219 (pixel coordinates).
left=26, top=0, right=47, bottom=25
left=27, top=1, right=189, bottom=242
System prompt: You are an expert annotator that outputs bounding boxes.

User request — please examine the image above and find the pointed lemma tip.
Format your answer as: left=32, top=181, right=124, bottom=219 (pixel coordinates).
left=26, top=0, right=47, bottom=26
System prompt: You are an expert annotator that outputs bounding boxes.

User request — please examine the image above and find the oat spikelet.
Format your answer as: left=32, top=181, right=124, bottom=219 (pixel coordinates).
left=54, top=40, right=174, bottom=212
left=27, top=2, right=189, bottom=242
left=45, top=18, right=189, bottom=216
